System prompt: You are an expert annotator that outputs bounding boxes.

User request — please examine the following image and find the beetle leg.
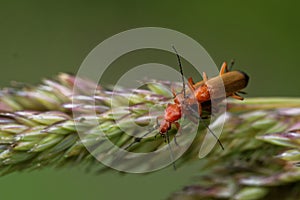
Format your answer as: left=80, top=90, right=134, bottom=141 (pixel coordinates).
left=187, top=77, right=195, bottom=92
left=163, top=132, right=167, bottom=143
left=174, top=122, right=180, bottom=132
left=219, top=62, right=228, bottom=75
left=171, top=87, right=177, bottom=98
left=231, top=93, right=244, bottom=100
left=203, top=72, right=208, bottom=82
left=188, top=77, right=195, bottom=85
left=156, top=115, right=163, bottom=128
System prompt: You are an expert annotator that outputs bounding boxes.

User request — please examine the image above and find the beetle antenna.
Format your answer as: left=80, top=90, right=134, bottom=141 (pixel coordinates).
left=124, top=125, right=159, bottom=150
left=187, top=106, right=224, bottom=150
left=198, top=116, right=224, bottom=150
left=124, top=126, right=177, bottom=170
left=172, top=46, right=186, bottom=98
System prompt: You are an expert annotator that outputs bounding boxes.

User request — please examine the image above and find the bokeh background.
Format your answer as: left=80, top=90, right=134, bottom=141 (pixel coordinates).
left=0, top=1, right=299, bottom=200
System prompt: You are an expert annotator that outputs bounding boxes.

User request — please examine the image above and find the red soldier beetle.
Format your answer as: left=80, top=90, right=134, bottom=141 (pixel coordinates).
left=125, top=46, right=249, bottom=169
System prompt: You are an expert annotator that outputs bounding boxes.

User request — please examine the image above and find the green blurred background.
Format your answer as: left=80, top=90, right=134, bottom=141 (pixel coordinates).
left=0, top=1, right=299, bottom=200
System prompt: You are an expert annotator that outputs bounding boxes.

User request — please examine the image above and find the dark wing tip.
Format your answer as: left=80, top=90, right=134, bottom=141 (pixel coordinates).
left=237, top=70, right=249, bottom=86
